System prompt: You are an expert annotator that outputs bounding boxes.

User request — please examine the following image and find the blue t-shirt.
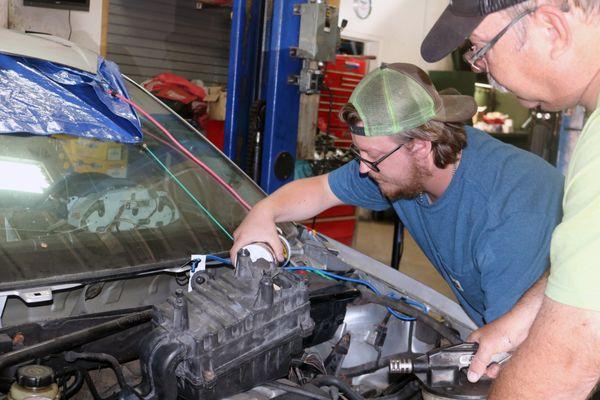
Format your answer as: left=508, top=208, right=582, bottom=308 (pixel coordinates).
left=328, top=127, right=564, bottom=326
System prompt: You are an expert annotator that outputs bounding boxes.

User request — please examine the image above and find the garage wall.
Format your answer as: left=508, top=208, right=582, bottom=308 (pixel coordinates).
left=7, top=0, right=103, bottom=53
left=339, top=0, right=453, bottom=71
left=4, top=0, right=449, bottom=79
left=1, top=0, right=8, bottom=28
left=106, top=0, right=231, bottom=85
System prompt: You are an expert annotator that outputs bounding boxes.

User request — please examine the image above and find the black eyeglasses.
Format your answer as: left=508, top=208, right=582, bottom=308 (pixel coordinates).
left=463, top=7, right=537, bottom=73
left=350, top=143, right=405, bottom=173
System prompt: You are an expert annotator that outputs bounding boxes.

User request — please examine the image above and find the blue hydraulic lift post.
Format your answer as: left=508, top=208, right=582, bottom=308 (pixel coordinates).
left=260, top=0, right=304, bottom=193
left=224, top=0, right=263, bottom=167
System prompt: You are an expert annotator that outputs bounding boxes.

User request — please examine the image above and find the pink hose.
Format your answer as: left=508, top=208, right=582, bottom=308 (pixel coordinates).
left=114, top=92, right=252, bottom=210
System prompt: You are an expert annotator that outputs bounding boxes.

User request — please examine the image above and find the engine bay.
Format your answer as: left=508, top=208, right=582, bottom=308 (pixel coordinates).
left=0, top=226, right=489, bottom=400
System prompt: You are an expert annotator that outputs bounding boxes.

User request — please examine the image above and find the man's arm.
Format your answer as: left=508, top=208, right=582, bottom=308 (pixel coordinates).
left=230, top=174, right=343, bottom=262
left=466, top=203, right=559, bottom=382
left=489, top=297, right=600, bottom=400
left=467, top=272, right=548, bottom=382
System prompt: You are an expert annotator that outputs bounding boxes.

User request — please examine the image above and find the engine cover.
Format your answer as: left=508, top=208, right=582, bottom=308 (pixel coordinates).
left=139, top=255, right=314, bottom=400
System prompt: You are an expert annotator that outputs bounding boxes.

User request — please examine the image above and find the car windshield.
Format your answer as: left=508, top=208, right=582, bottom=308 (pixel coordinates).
left=0, top=78, right=264, bottom=290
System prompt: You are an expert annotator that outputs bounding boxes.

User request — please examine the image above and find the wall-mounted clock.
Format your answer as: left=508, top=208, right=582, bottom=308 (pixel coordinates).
left=353, top=0, right=372, bottom=20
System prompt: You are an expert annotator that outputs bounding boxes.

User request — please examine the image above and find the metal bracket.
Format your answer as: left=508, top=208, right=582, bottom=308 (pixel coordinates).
left=295, top=1, right=339, bottom=62
left=0, top=284, right=82, bottom=305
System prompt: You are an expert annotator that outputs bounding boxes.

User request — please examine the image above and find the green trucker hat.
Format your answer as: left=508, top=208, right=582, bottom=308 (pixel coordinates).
left=347, top=63, right=476, bottom=137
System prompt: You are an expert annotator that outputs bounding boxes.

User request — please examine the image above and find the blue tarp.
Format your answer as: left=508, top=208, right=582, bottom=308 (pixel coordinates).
left=0, top=54, right=142, bottom=143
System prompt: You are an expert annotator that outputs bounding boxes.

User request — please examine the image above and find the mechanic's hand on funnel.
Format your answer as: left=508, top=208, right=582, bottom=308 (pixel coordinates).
left=230, top=203, right=284, bottom=266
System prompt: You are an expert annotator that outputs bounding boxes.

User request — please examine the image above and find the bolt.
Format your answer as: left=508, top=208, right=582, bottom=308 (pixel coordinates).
left=12, top=333, right=24, bottom=346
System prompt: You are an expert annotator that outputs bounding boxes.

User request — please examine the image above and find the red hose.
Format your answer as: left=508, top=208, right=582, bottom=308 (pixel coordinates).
left=114, top=92, right=252, bottom=210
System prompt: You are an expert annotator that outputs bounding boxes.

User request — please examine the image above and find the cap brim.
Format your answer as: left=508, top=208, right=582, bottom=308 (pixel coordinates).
left=421, top=6, right=484, bottom=63
left=434, top=95, right=477, bottom=122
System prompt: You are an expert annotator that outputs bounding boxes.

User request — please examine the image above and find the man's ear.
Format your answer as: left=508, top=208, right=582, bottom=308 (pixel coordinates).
left=533, top=4, right=571, bottom=60
left=405, top=139, right=431, bottom=160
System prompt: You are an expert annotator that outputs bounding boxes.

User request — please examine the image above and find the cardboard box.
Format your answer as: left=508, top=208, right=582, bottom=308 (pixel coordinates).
left=205, top=86, right=227, bottom=121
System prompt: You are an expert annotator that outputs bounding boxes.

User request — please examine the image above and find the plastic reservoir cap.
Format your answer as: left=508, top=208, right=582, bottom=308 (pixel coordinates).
left=16, top=365, right=54, bottom=389
left=241, top=243, right=276, bottom=263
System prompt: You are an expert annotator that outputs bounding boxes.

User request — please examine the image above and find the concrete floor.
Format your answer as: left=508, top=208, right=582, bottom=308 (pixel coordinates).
left=353, top=220, right=456, bottom=300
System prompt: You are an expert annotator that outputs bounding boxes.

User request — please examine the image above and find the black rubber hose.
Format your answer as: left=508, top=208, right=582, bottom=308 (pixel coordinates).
left=0, top=309, right=153, bottom=371
left=311, top=375, right=363, bottom=400
left=62, top=370, right=85, bottom=399
left=358, top=288, right=462, bottom=345
left=65, top=352, right=127, bottom=389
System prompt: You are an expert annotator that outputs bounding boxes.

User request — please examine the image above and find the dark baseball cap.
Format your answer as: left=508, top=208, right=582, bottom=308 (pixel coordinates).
left=348, top=63, right=476, bottom=137
left=421, top=0, right=528, bottom=63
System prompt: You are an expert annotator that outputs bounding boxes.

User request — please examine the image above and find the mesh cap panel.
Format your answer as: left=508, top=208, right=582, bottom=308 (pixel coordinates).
left=349, top=68, right=437, bottom=136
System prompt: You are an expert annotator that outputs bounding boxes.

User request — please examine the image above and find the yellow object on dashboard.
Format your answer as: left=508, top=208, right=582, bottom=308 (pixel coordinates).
left=56, top=136, right=128, bottom=178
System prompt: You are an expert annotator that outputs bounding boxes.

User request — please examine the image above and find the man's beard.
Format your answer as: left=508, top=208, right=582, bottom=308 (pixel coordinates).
left=369, top=162, right=430, bottom=201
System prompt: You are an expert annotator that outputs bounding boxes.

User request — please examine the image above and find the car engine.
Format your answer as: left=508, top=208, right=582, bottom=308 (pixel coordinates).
left=0, top=228, right=488, bottom=400
left=139, top=251, right=314, bottom=400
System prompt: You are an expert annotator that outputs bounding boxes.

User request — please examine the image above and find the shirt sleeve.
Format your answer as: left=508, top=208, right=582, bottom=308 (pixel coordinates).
left=477, top=211, right=555, bottom=323
left=328, top=161, right=391, bottom=211
left=546, top=109, right=600, bottom=311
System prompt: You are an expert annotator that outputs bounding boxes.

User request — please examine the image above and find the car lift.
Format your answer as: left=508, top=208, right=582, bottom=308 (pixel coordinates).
left=224, top=0, right=340, bottom=194
left=222, top=2, right=408, bottom=269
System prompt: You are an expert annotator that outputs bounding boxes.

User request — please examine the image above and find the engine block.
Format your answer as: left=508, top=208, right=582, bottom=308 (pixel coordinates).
left=139, top=254, right=314, bottom=400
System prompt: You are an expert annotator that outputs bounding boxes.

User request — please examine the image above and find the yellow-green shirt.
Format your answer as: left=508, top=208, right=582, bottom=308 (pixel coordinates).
left=547, top=96, right=600, bottom=310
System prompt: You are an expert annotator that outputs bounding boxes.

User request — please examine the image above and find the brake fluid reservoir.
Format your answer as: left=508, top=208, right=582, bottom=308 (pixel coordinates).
left=7, top=365, right=60, bottom=400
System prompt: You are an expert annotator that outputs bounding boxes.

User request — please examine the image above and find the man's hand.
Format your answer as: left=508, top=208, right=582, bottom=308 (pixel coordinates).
left=229, top=203, right=283, bottom=265
left=467, top=272, right=549, bottom=382
left=466, top=313, right=524, bottom=382
left=228, top=174, right=342, bottom=265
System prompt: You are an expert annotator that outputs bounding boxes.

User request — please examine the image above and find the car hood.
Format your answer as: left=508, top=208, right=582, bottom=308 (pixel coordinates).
left=0, top=28, right=97, bottom=73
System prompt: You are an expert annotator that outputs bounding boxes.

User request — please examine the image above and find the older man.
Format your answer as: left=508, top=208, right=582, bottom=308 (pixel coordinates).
left=423, top=1, right=600, bottom=398
left=231, top=63, right=563, bottom=330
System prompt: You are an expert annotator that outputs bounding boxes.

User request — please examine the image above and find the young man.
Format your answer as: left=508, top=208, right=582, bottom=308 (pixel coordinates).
left=231, top=63, right=564, bottom=328
left=423, top=1, right=600, bottom=398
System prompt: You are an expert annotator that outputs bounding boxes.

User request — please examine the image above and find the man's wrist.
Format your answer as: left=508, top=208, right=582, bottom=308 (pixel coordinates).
left=251, top=200, right=278, bottom=223
left=504, top=300, right=541, bottom=346
left=509, top=274, right=548, bottom=343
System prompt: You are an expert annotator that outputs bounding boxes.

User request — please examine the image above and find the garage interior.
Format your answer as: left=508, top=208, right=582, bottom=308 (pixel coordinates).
left=0, top=0, right=592, bottom=399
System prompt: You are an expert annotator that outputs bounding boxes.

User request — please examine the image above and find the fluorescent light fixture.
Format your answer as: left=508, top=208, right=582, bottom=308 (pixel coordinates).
left=0, top=159, right=50, bottom=194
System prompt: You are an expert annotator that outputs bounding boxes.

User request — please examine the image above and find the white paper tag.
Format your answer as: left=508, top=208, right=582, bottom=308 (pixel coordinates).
left=188, top=254, right=207, bottom=292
